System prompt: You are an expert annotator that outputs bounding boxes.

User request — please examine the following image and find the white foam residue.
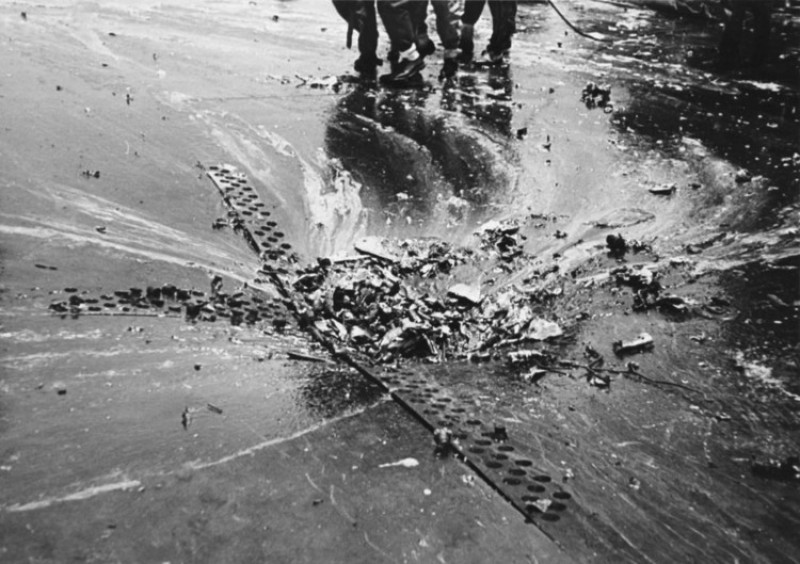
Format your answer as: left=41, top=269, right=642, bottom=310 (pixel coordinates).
left=302, top=151, right=368, bottom=257
left=736, top=353, right=800, bottom=402
left=738, top=81, right=783, bottom=92
left=4, top=479, right=141, bottom=513
left=378, top=458, right=419, bottom=469
left=186, top=407, right=371, bottom=471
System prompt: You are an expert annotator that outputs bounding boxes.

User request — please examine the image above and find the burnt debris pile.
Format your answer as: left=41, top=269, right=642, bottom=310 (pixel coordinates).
left=266, top=219, right=566, bottom=365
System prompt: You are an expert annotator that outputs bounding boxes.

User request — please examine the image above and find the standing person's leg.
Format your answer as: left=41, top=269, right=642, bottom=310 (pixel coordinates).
left=377, top=1, right=415, bottom=53
left=458, top=0, right=486, bottom=63
left=485, top=0, right=516, bottom=58
left=431, top=0, right=458, bottom=52
left=431, top=0, right=460, bottom=78
left=355, top=1, right=381, bottom=76
left=411, top=1, right=435, bottom=57
left=332, top=0, right=380, bottom=77
left=377, top=2, right=424, bottom=84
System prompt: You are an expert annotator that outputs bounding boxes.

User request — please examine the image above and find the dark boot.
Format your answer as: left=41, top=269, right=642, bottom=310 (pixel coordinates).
left=380, top=47, right=425, bottom=86
left=354, top=54, right=381, bottom=79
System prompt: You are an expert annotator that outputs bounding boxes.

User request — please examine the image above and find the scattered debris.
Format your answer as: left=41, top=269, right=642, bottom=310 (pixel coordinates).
left=734, top=168, right=751, bottom=183
left=287, top=351, right=331, bottom=363
left=530, top=498, right=552, bottom=513
left=210, top=275, right=223, bottom=296
left=507, top=349, right=549, bottom=367
left=447, top=282, right=482, bottom=305
left=81, top=170, right=101, bottom=179
left=181, top=407, right=192, bottom=430
left=606, top=233, right=627, bottom=257
left=294, top=74, right=342, bottom=90
left=378, top=458, right=420, bottom=469
left=612, top=333, right=654, bottom=356
left=434, top=427, right=457, bottom=456
left=280, top=233, right=566, bottom=364
left=581, top=82, right=612, bottom=111
left=492, top=425, right=508, bottom=441
left=649, top=183, right=676, bottom=196
left=206, top=403, right=223, bottom=415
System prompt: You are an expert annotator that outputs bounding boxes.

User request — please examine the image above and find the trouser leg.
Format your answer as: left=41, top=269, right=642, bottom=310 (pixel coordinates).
left=410, top=0, right=435, bottom=55
left=357, top=1, right=379, bottom=62
left=377, top=2, right=416, bottom=53
left=458, top=0, right=485, bottom=60
left=431, top=0, right=459, bottom=51
left=461, top=0, right=486, bottom=25
left=487, top=0, right=516, bottom=53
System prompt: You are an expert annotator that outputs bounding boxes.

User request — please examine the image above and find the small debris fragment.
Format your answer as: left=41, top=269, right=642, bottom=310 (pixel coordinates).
left=379, top=458, right=420, bottom=469
left=612, top=333, right=654, bottom=356
left=181, top=407, right=192, bottom=430
left=581, top=82, right=611, bottom=110
left=649, top=184, right=676, bottom=196
left=287, top=351, right=330, bottom=363
left=210, top=275, right=223, bottom=295
left=206, top=403, right=223, bottom=415
left=434, top=427, right=457, bottom=456
left=507, top=349, right=548, bottom=366
left=531, top=498, right=552, bottom=513
left=606, top=233, right=627, bottom=257
left=95, top=226, right=107, bottom=234
left=734, top=169, right=751, bottom=183
left=447, top=282, right=481, bottom=305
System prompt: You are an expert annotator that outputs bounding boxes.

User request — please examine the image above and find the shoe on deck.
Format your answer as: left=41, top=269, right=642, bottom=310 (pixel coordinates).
left=475, top=49, right=508, bottom=67
left=354, top=55, right=381, bottom=79
left=379, top=56, right=426, bottom=86
left=439, top=57, right=458, bottom=81
left=418, top=38, right=436, bottom=58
